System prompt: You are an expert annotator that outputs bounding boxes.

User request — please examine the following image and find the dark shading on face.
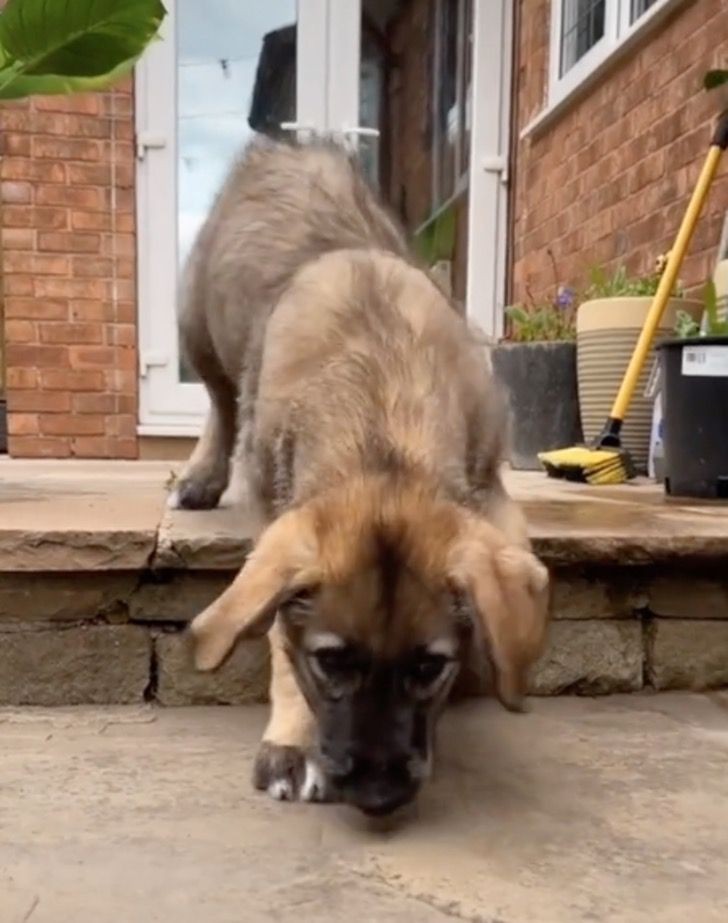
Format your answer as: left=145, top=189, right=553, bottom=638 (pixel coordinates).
left=281, top=580, right=469, bottom=816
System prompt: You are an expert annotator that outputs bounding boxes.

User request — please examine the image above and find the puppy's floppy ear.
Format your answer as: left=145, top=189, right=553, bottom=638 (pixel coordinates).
left=448, top=517, right=549, bottom=712
left=189, top=507, right=320, bottom=671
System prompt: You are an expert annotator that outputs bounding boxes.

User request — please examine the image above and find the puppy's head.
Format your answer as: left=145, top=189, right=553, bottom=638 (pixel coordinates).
left=190, top=479, right=549, bottom=816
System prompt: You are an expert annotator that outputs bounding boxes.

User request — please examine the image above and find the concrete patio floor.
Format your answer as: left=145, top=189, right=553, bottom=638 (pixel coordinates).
left=3, top=695, right=728, bottom=923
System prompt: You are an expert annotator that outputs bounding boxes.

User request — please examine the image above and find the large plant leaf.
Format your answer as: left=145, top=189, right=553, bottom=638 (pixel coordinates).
left=0, top=58, right=136, bottom=98
left=0, top=0, right=165, bottom=98
left=414, top=204, right=457, bottom=266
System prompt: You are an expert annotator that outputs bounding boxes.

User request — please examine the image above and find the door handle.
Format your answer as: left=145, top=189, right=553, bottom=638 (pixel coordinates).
left=341, top=126, right=380, bottom=139
left=136, top=133, right=167, bottom=161
left=280, top=122, right=316, bottom=133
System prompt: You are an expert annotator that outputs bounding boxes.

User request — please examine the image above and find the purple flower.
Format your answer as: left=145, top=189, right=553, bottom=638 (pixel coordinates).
left=556, top=286, right=575, bottom=309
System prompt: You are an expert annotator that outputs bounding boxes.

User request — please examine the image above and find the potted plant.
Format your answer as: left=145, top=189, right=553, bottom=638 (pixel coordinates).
left=659, top=281, right=728, bottom=499
left=492, top=275, right=582, bottom=470
left=575, top=258, right=703, bottom=473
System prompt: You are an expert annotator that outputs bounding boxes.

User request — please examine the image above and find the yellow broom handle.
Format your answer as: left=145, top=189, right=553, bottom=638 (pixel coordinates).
left=609, top=143, right=724, bottom=422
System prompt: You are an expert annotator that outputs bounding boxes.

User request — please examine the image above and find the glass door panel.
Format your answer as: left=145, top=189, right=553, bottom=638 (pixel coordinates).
left=138, top=0, right=325, bottom=432
left=177, top=1, right=298, bottom=382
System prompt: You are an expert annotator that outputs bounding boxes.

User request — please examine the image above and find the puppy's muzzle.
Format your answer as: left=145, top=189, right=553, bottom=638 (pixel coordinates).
left=324, top=749, right=424, bottom=816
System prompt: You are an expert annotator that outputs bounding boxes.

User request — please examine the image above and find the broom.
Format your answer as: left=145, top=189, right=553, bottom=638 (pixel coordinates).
left=539, top=109, right=728, bottom=485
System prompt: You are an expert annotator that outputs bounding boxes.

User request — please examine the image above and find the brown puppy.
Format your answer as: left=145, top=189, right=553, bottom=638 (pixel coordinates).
left=180, top=139, right=549, bottom=816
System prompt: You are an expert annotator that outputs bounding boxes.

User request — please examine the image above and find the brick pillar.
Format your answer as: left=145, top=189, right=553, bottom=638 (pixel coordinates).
left=0, top=82, right=138, bottom=458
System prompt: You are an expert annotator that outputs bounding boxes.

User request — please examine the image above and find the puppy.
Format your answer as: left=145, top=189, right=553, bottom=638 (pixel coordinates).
left=179, top=139, right=549, bottom=816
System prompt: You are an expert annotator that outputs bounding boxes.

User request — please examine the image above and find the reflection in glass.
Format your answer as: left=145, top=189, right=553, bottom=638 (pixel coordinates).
left=359, top=36, right=384, bottom=189
left=437, top=0, right=459, bottom=204
left=560, top=0, right=606, bottom=76
left=177, top=1, right=297, bottom=381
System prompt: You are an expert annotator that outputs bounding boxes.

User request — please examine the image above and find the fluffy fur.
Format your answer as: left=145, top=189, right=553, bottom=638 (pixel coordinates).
left=181, top=138, right=549, bottom=815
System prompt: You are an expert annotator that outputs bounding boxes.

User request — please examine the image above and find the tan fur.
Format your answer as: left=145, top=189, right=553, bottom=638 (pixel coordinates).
left=182, top=139, right=549, bottom=798
left=192, top=474, right=548, bottom=711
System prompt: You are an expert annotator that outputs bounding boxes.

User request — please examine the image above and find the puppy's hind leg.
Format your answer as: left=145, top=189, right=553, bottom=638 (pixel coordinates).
left=170, top=329, right=237, bottom=510
left=170, top=390, right=236, bottom=510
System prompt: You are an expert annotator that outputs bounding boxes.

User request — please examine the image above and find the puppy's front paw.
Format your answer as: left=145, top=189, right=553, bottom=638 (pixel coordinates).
left=253, top=742, right=331, bottom=803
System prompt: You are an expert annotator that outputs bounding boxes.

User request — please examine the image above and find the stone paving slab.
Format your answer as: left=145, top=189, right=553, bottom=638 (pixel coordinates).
left=0, top=460, right=168, bottom=571
left=1, top=459, right=727, bottom=572
left=2, top=695, right=728, bottom=923
left=511, top=471, right=728, bottom=564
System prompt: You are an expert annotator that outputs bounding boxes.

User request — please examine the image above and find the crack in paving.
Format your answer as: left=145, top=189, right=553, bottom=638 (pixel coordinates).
left=345, top=863, right=506, bottom=923
left=20, top=895, right=39, bottom=923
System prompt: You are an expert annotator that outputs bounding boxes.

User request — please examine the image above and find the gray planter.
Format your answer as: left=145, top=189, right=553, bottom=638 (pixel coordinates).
left=491, top=341, right=582, bottom=470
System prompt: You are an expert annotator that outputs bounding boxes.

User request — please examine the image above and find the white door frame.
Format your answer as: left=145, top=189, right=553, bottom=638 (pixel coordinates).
left=136, top=1, right=205, bottom=435
left=465, top=0, right=513, bottom=339
left=135, top=0, right=337, bottom=435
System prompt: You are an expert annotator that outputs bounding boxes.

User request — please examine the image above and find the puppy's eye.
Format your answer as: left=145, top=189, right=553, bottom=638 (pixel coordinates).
left=313, top=647, right=365, bottom=679
left=409, top=654, right=448, bottom=686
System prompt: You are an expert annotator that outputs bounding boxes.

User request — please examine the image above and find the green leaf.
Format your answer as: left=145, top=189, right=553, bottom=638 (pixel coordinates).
left=704, top=69, right=728, bottom=90
left=0, top=57, right=135, bottom=97
left=434, top=207, right=456, bottom=261
left=674, top=309, right=700, bottom=339
left=0, top=0, right=166, bottom=98
left=505, top=305, right=529, bottom=324
left=414, top=204, right=457, bottom=266
left=413, top=222, right=436, bottom=265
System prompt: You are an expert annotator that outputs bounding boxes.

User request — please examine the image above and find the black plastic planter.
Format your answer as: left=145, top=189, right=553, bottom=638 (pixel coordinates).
left=660, top=336, right=728, bottom=499
left=491, top=342, right=582, bottom=470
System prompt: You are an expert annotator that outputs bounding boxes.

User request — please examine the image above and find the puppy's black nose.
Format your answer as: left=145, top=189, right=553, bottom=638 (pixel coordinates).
left=356, top=787, right=413, bottom=817
left=331, top=754, right=419, bottom=815
left=331, top=752, right=410, bottom=785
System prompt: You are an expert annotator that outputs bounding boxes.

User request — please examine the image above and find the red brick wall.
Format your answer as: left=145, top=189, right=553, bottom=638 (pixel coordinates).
left=0, top=82, right=137, bottom=458
left=511, top=0, right=728, bottom=304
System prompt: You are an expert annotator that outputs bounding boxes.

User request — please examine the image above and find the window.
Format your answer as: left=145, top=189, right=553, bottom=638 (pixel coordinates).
left=550, top=0, right=683, bottom=107
left=560, top=0, right=606, bottom=77
left=176, top=1, right=296, bottom=384
left=432, top=0, right=473, bottom=208
left=630, top=0, right=659, bottom=22
left=136, top=0, right=314, bottom=434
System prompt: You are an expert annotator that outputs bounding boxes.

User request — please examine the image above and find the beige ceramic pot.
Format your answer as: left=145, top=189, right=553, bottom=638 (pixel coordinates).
left=576, top=297, right=703, bottom=472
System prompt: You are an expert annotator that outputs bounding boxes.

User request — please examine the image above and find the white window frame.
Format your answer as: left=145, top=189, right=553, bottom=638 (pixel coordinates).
left=548, top=0, right=688, bottom=112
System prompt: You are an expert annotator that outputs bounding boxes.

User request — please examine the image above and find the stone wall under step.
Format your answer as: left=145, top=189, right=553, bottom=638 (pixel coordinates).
left=2, top=565, right=727, bottom=706
left=2, top=462, right=726, bottom=707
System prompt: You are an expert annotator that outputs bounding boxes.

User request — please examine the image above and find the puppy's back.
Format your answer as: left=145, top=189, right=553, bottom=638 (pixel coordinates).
left=254, top=248, right=506, bottom=513
left=182, top=139, right=409, bottom=383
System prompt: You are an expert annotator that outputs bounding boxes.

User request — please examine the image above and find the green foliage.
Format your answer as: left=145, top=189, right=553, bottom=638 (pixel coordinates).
left=704, top=69, right=728, bottom=91
left=505, top=301, right=576, bottom=343
left=414, top=205, right=456, bottom=266
left=703, top=279, right=728, bottom=336
left=674, top=309, right=700, bottom=338
left=0, top=0, right=166, bottom=99
left=675, top=281, right=728, bottom=339
left=584, top=263, right=684, bottom=300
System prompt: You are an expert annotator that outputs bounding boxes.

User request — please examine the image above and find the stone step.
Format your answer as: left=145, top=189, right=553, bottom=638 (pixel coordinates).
left=1, top=460, right=727, bottom=705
